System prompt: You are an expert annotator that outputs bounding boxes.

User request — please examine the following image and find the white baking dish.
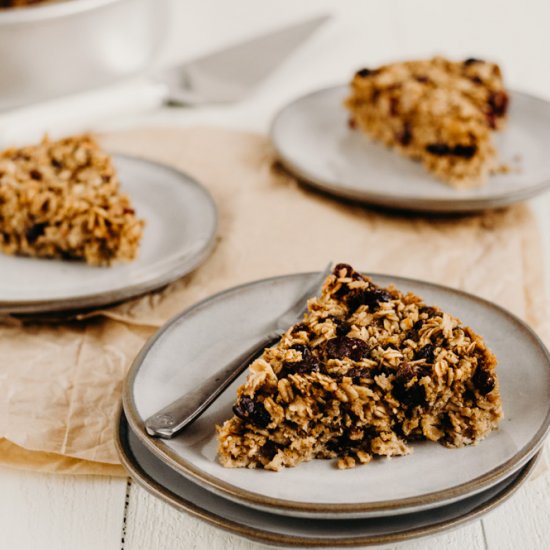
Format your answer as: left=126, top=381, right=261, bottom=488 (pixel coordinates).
left=0, top=0, right=167, bottom=110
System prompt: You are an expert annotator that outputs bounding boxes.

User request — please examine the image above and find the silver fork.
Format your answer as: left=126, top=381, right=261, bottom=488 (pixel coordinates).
left=145, top=263, right=332, bottom=439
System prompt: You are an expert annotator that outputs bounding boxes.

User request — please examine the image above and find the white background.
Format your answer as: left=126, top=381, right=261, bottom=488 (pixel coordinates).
left=2, top=0, right=550, bottom=549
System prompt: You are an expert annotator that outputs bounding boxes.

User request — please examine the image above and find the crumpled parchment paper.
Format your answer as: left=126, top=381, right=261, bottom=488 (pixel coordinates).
left=0, top=127, right=547, bottom=476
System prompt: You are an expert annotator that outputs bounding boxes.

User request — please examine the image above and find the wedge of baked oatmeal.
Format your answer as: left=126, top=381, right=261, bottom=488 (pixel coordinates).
left=344, top=57, right=509, bottom=188
left=218, top=264, right=502, bottom=471
left=0, top=134, right=144, bottom=266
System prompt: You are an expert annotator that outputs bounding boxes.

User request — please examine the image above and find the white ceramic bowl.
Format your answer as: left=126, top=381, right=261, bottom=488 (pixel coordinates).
left=0, top=0, right=167, bottom=110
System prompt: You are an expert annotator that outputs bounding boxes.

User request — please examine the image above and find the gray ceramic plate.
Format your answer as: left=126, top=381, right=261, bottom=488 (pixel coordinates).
left=123, top=273, right=550, bottom=519
left=116, top=409, right=539, bottom=548
left=0, top=154, right=217, bottom=314
left=270, top=87, right=550, bottom=212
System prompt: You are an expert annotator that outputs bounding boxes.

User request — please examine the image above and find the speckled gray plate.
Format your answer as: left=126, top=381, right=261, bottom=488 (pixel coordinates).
left=0, top=154, right=217, bottom=314
left=116, top=409, right=539, bottom=548
left=270, top=87, right=550, bottom=212
left=123, top=273, right=550, bottom=519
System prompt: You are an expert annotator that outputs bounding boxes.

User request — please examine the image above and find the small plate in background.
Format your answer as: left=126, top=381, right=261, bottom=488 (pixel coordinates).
left=0, top=154, right=217, bottom=314
left=271, top=87, right=550, bottom=212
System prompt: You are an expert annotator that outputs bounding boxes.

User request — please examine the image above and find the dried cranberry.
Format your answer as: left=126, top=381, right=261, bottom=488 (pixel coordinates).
left=398, top=122, right=413, bottom=146
left=233, top=396, right=271, bottom=428
left=356, top=68, right=372, bottom=78
left=415, top=344, right=435, bottom=363
left=486, top=113, right=497, bottom=129
left=390, top=97, right=399, bottom=116
left=452, top=144, right=477, bottom=158
left=346, top=367, right=372, bottom=383
left=395, top=362, right=416, bottom=380
left=290, top=323, right=309, bottom=336
left=60, top=250, right=81, bottom=261
left=281, top=344, right=320, bottom=376
left=333, top=263, right=362, bottom=279
left=488, top=91, right=509, bottom=117
left=347, top=286, right=392, bottom=313
left=233, top=396, right=254, bottom=419
left=326, top=434, right=347, bottom=453
left=330, top=317, right=351, bottom=337
left=327, top=431, right=368, bottom=453
left=426, top=143, right=451, bottom=156
left=473, top=361, right=495, bottom=395
left=292, top=344, right=320, bottom=371
left=260, top=440, right=279, bottom=460
left=426, top=143, right=477, bottom=158
left=362, top=426, right=379, bottom=441
left=25, top=223, right=46, bottom=244
left=290, top=343, right=310, bottom=356
left=332, top=264, right=365, bottom=298
left=414, top=75, right=430, bottom=84
left=325, top=336, right=370, bottom=361
left=463, top=389, right=477, bottom=403
left=393, top=362, right=426, bottom=406
left=440, top=412, right=453, bottom=429
left=407, top=319, right=424, bottom=340
left=464, top=58, right=483, bottom=66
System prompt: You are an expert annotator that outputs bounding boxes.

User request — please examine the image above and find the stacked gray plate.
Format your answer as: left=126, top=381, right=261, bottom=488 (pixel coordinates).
left=118, top=272, right=550, bottom=547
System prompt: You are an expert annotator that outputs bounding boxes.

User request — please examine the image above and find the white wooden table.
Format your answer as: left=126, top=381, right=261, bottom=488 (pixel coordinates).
left=2, top=1, right=550, bottom=548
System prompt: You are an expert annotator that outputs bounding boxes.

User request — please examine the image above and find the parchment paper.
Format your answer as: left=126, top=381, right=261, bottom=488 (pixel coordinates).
left=0, top=127, right=548, bottom=476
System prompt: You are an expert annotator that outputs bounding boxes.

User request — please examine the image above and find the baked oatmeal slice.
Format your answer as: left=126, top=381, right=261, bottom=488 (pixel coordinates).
left=217, top=264, right=502, bottom=471
left=344, top=56, right=509, bottom=188
left=0, top=134, right=144, bottom=266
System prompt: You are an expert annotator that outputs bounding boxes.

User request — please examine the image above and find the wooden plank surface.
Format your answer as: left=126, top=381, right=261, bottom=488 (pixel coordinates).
left=482, top=445, right=550, bottom=550
left=0, top=467, right=127, bottom=550
left=122, top=482, right=486, bottom=550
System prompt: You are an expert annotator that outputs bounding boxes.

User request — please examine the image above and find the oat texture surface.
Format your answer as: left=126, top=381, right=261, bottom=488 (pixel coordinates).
left=345, top=57, right=509, bottom=188
left=0, top=135, right=144, bottom=266
left=218, top=263, right=502, bottom=471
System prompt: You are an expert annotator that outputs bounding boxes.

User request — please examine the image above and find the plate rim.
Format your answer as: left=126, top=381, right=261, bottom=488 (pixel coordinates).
left=0, top=153, right=218, bottom=314
left=122, top=271, right=550, bottom=517
left=270, top=86, right=550, bottom=213
left=115, top=408, right=540, bottom=548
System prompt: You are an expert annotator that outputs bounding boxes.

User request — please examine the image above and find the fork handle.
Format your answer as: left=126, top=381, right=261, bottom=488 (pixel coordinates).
left=144, top=330, right=281, bottom=439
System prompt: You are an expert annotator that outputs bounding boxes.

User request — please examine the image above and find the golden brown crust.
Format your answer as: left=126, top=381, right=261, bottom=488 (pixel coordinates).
left=0, top=134, right=144, bottom=266
left=217, top=264, right=502, bottom=471
left=344, top=56, right=509, bottom=188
